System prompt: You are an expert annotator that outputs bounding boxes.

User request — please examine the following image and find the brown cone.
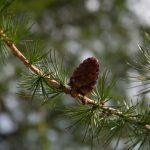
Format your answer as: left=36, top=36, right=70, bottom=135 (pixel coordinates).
left=69, top=57, right=99, bottom=95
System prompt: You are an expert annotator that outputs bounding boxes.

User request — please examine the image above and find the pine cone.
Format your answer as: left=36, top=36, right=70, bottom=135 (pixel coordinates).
left=69, top=57, right=99, bottom=95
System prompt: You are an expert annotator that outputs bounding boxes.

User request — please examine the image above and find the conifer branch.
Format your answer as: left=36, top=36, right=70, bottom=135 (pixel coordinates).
left=1, top=28, right=150, bottom=149
left=0, top=29, right=124, bottom=117
left=2, top=29, right=150, bottom=131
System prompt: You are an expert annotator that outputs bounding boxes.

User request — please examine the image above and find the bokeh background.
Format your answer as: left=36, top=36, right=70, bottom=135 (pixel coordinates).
left=0, top=0, right=150, bottom=150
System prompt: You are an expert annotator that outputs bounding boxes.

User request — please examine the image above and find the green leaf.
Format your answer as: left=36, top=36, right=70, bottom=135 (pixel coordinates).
left=18, top=71, right=62, bottom=102
left=0, top=14, right=32, bottom=43
left=0, top=0, right=15, bottom=13
left=92, top=70, right=116, bottom=103
left=0, top=40, right=10, bottom=63
left=128, top=33, right=150, bottom=95
left=23, top=40, right=47, bottom=64
left=64, top=105, right=110, bottom=149
left=41, top=49, right=67, bottom=85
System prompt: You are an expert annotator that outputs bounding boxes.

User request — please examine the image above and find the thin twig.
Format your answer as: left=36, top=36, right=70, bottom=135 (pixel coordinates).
left=0, top=30, right=123, bottom=116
